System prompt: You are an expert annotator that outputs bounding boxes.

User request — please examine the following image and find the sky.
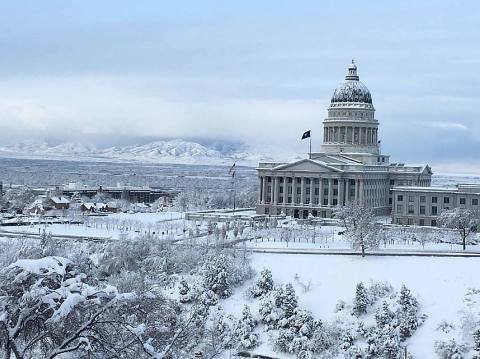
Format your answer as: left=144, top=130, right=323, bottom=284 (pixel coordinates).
left=0, top=0, right=479, bottom=172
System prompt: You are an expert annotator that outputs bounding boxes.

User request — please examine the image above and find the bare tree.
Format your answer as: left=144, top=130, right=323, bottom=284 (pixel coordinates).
left=438, top=208, right=479, bottom=251
left=333, top=203, right=379, bottom=257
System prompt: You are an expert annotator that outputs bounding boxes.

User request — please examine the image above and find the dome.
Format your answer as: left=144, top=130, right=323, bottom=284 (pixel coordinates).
left=331, top=60, right=372, bottom=104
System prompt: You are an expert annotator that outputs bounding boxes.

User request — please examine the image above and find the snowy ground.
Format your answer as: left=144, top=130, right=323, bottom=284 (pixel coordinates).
left=222, top=253, right=480, bottom=358
left=2, top=212, right=184, bottom=239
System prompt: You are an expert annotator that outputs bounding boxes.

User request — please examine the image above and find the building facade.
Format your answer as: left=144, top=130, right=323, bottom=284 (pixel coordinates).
left=392, top=185, right=480, bottom=226
left=256, top=61, right=432, bottom=219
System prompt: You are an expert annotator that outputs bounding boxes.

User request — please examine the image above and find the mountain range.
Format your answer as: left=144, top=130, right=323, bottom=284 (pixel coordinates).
left=0, top=139, right=301, bottom=166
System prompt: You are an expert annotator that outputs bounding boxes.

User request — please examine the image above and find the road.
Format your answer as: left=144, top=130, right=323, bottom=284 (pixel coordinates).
left=243, top=246, right=480, bottom=257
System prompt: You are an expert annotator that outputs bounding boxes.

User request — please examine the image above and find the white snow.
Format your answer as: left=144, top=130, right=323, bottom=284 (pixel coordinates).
left=221, top=253, right=480, bottom=358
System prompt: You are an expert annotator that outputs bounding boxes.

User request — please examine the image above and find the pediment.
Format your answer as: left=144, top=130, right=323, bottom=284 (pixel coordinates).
left=275, top=159, right=339, bottom=173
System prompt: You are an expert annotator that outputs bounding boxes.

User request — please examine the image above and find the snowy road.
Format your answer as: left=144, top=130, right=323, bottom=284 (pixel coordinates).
left=244, top=246, right=480, bottom=257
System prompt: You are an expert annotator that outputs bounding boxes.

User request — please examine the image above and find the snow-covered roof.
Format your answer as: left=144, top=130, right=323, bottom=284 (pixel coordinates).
left=50, top=196, right=70, bottom=204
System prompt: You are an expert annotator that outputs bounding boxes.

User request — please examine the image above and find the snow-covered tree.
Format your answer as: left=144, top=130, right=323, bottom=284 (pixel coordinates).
left=179, top=279, right=193, bottom=303
left=397, top=285, right=419, bottom=340
left=250, top=268, right=274, bottom=298
left=353, top=282, right=368, bottom=316
left=438, top=208, right=479, bottom=251
left=333, top=203, right=379, bottom=257
left=233, top=305, right=258, bottom=349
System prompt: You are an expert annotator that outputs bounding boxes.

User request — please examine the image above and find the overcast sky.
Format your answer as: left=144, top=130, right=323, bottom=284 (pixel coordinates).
left=0, top=0, right=479, bottom=172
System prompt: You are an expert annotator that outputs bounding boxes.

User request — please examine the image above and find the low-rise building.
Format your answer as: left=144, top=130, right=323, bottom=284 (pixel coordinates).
left=392, top=184, right=480, bottom=226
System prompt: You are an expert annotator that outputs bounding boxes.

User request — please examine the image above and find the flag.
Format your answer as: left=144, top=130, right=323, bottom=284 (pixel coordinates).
left=301, top=130, right=311, bottom=140
left=228, top=162, right=236, bottom=176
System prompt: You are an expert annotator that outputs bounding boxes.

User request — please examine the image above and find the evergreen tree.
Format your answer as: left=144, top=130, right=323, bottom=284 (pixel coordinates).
left=353, top=282, right=368, bottom=316
left=251, top=268, right=274, bottom=297
left=397, top=285, right=419, bottom=340
left=233, top=305, right=258, bottom=349
left=282, top=283, right=298, bottom=319
left=375, top=301, right=394, bottom=327
left=473, top=328, right=480, bottom=351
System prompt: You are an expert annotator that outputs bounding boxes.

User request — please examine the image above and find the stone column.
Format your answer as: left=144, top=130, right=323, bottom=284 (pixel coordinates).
left=273, top=177, right=279, bottom=205
left=354, top=179, right=359, bottom=202
left=262, top=176, right=267, bottom=204
left=345, top=178, right=350, bottom=204
left=283, top=176, right=288, bottom=206
left=300, top=177, right=305, bottom=205
left=337, top=178, right=343, bottom=206
left=359, top=179, right=365, bottom=204
left=270, top=177, right=275, bottom=204
left=319, top=178, right=324, bottom=206
left=258, top=176, right=263, bottom=203
left=309, top=177, right=314, bottom=206
left=328, top=178, right=333, bottom=206
left=291, top=176, right=296, bottom=205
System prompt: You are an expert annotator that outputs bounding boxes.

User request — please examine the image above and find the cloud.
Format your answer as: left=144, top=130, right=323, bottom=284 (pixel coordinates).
left=413, top=121, right=468, bottom=131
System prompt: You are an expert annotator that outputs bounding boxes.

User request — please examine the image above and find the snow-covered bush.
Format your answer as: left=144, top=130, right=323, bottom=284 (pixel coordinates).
left=434, top=338, right=467, bottom=358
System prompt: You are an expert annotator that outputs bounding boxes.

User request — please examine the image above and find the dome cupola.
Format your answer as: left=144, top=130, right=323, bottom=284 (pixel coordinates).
left=331, top=60, right=372, bottom=104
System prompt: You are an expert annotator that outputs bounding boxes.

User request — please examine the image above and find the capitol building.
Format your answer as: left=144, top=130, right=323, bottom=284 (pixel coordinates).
left=256, top=61, right=434, bottom=220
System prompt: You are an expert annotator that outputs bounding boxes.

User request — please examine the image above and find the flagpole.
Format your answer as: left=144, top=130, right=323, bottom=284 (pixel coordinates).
left=233, top=170, right=236, bottom=213
left=309, top=134, right=312, bottom=159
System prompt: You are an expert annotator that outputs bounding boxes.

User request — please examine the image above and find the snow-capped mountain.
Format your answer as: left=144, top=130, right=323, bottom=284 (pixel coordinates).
left=0, top=139, right=301, bottom=166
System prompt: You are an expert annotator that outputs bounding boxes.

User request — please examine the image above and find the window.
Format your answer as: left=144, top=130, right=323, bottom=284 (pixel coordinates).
left=419, top=219, right=425, bottom=226
left=306, top=188, right=310, bottom=195
left=288, top=178, right=293, bottom=183
left=287, top=197, right=292, bottom=204
left=288, top=187, right=292, bottom=194
left=389, top=198, right=393, bottom=205
left=396, top=204, right=403, bottom=213
left=333, top=179, right=338, bottom=185
left=306, top=178, right=311, bottom=184
left=279, top=196, right=283, bottom=203
left=408, top=204, right=414, bottom=214
left=431, top=206, right=438, bottom=215
left=420, top=196, right=426, bottom=203
left=314, top=188, right=319, bottom=195
left=333, top=189, right=338, bottom=196
left=420, top=205, right=425, bottom=215
left=407, top=218, right=414, bottom=225
left=324, top=188, right=329, bottom=196
left=297, top=188, right=301, bottom=195
left=305, top=198, right=310, bottom=204
left=460, top=198, right=466, bottom=205
left=314, top=178, right=319, bottom=184
left=431, top=219, right=437, bottom=227
left=390, top=180, right=395, bottom=185
left=432, top=196, right=437, bottom=203
left=473, top=198, right=479, bottom=206
left=350, top=179, right=356, bottom=185
left=265, top=208, right=269, bottom=215
left=323, top=198, right=328, bottom=206
left=332, top=199, right=338, bottom=205
left=397, top=195, right=404, bottom=201
left=279, top=187, right=284, bottom=194
left=409, top=195, right=414, bottom=202
left=267, top=186, right=271, bottom=193
left=296, top=178, right=301, bottom=184
left=444, top=197, right=450, bottom=204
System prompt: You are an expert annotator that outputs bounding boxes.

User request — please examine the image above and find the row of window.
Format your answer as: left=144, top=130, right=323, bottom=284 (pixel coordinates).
left=396, top=218, right=437, bottom=226
left=397, top=194, right=479, bottom=206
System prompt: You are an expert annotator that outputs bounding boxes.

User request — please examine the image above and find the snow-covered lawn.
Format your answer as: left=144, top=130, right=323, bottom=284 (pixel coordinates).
left=222, top=253, right=480, bottom=358
left=2, top=211, right=184, bottom=239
